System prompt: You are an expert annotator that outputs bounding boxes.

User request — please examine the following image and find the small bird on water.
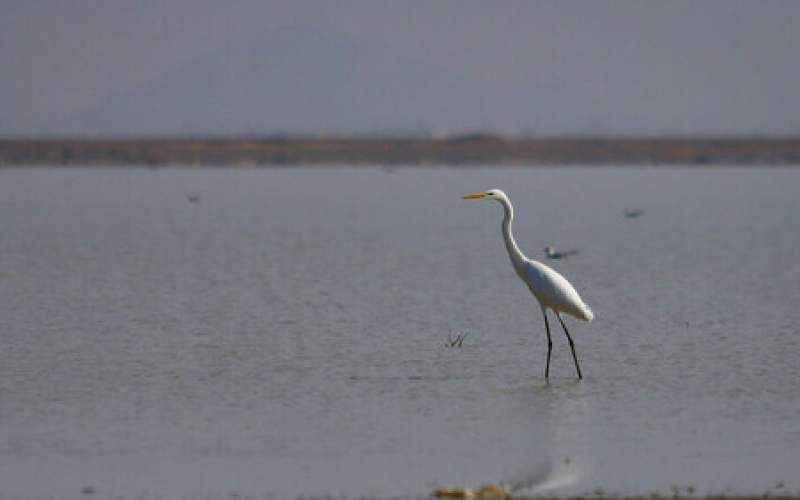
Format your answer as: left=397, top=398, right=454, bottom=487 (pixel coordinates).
left=543, top=245, right=579, bottom=260
left=624, top=208, right=644, bottom=218
left=463, top=189, right=593, bottom=379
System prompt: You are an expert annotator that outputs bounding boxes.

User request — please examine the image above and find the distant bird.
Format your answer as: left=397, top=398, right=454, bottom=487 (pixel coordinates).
left=544, top=245, right=579, bottom=260
left=624, top=209, right=644, bottom=218
left=187, top=193, right=200, bottom=203
left=463, top=189, right=593, bottom=379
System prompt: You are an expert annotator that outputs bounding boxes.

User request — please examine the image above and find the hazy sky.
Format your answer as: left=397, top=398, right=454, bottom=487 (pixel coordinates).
left=3, top=1, right=800, bottom=137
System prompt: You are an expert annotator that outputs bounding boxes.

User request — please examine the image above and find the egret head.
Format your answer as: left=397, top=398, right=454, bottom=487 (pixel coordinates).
left=462, top=189, right=508, bottom=203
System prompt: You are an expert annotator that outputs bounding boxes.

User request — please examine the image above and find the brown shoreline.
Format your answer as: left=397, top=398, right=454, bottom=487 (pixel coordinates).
left=524, top=497, right=800, bottom=500
left=503, top=497, right=799, bottom=500
left=2, top=136, right=800, bottom=166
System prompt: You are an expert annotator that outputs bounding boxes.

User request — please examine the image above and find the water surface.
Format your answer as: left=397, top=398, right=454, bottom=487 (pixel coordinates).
left=1, top=166, right=799, bottom=499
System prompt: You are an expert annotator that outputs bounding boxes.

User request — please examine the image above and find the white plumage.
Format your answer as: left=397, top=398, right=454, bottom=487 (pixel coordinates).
left=463, top=189, right=592, bottom=379
left=525, top=260, right=593, bottom=322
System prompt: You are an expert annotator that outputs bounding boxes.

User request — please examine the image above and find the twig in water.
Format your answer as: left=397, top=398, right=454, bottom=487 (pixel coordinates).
left=446, top=332, right=469, bottom=347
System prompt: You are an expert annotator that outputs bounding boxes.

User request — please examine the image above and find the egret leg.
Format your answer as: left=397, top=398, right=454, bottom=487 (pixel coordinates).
left=556, top=314, right=583, bottom=380
left=543, top=311, right=553, bottom=379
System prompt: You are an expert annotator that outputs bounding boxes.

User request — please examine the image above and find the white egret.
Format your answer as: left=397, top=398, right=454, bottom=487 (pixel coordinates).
left=463, top=189, right=593, bottom=379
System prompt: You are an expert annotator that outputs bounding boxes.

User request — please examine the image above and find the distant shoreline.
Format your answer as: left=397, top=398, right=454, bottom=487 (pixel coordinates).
left=2, top=136, right=800, bottom=166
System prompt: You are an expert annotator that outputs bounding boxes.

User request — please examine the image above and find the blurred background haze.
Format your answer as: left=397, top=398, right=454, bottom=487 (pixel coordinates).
left=3, top=1, right=800, bottom=138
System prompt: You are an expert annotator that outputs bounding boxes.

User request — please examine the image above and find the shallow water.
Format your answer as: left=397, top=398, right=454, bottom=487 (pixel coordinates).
left=1, top=166, right=799, bottom=499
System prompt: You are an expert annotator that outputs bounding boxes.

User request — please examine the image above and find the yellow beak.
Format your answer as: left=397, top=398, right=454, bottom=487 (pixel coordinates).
left=462, top=192, right=487, bottom=199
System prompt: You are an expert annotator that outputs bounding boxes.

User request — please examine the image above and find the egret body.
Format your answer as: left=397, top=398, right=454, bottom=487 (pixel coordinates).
left=463, top=189, right=592, bottom=379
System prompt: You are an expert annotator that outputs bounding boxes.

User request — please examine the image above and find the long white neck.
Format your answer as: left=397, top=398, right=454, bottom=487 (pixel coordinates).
left=499, top=196, right=527, bottom=269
